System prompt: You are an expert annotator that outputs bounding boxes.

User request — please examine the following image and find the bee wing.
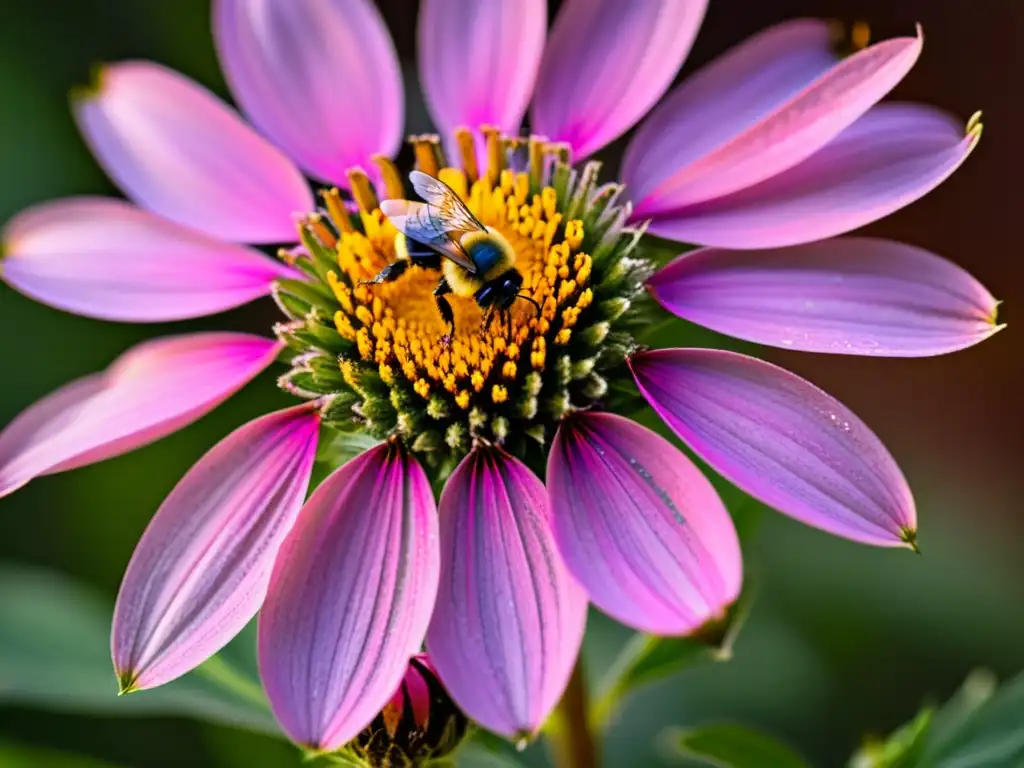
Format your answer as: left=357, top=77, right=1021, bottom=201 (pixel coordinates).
left=409, top=170, right=487, bottom=234
left=379, top=199, right=478, bottom=273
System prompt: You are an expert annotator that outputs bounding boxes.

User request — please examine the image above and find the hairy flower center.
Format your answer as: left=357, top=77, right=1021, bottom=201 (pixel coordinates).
left=274, top=127, right=650, bottom=474
left=329, top=166, right=593, bottom=413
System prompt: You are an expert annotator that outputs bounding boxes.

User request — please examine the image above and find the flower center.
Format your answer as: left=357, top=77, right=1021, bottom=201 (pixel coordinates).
left=275, top=127, right=650, bottom=472
left=332, top=162, right=593, bottom=412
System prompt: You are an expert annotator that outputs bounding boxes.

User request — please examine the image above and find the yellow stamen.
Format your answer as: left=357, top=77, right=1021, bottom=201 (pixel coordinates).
left=305, top=213, right=336, bottom=249
left=347, top=168, right=379, bottom=214
left=322, top=188, right=354, bottom=233
left=454, top=127, right=480, bottom=182
left=373, top=154, right=406, bottom=200
left=411, top=135, right=444, bottom=177
left=322, top=131, right=594, bottom=415
left=482, top=125, right=504, bottom=186
left=852, top=21, right=870, bottom=50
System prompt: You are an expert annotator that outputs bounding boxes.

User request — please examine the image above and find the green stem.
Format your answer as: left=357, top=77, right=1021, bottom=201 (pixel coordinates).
left=196, top=656, right=269, bottom=709
left=548, top=658, right=600, bottom=768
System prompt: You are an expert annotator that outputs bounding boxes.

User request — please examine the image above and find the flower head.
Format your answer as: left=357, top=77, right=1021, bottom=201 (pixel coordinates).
left=279, top=137, right=648, bottom=473
left=350, top=655, right=469, bottom=768
left=0, top=0, right=1000, bottom=755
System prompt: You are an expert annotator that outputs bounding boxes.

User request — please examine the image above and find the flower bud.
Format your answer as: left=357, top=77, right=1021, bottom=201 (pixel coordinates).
left=353, top=655, right=468, bottom=767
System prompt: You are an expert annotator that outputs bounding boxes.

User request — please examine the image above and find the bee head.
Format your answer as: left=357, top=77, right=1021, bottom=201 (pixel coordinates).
left=497, top=270, right=524, bottom=309
left=491, top=269, right=542, bottom=317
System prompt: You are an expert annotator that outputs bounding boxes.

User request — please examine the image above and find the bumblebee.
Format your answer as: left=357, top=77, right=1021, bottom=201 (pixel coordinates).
left=368, top=171, right=540, bottom=344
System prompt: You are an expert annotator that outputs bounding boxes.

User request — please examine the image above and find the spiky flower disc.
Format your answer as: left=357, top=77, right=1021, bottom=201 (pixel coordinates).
left=276, top=128, right=652, bottom=475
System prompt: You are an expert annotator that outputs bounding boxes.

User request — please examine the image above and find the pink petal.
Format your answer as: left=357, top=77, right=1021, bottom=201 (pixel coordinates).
left=427, top=447, right=586, bottom=739
left=648, top=237, right=1002, bottom=357
left=531, top=0, right=707, bottom=159
left=635, top=27, right=923, bottom=214
left=73, top=61, right=312, bottom=243
left=213, top=0, right=403, bottom=187
left=381, top=654, right=435, bottom=730
left=418, top=0, right=546, bottom=137
left=547, top=412, right=742, bottom=635
left=630, top=349, right=917, bottom=547
left=112, top=404, right=320, bottom=691
left=0, top=333, right=280, bottom=498
left=624, top=19, right=838, bottom=214
left=259, top=442, right=440, bottom=751
left=1, top=197, right=297, bottom=322
left=643, top=104, right=981, bottom=248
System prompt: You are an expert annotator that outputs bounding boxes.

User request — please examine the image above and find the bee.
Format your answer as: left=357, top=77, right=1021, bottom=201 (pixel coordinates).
left=366, top=171, right=541, bottom=344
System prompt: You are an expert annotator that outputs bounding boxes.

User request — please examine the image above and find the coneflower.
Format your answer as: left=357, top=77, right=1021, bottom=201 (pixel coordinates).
left=0, top=0, right=998, bottom=759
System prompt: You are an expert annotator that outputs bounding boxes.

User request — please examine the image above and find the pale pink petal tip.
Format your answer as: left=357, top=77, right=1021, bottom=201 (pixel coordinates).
left=213, top=0, right=404, bottom=187
left=1, top=197, right=298, bottom=322
left=630, top=24, right=923, bottom=217
left=0, top=333, right=281, bottom=499
left=548, top=412, right=742, bottom=635
left=531, top=0, right=708, bottom=159
left=648, top=237, right=1002, bottom=357
left=259, top=441, right=440, bottom=752
left=418, top=0, right=545, bottom=137
left=630, top=349, right=918, bottom=547
left=73, top=61, right=312, bottom=244
left=112, top=404, right=320, bottom=691
left=427, top=446, right=586, bottom=739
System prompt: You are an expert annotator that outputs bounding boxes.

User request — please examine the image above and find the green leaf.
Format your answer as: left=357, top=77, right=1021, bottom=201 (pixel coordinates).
left=0, top=740, right=128, bottom=768
left=0, top=565, right=279, bottom=736
left=637, top=233, right=695, bottom=266
left=315, top=428, right=381, bottom=465
left=665, top=724, right=812, bottom=768
left=920, top=670, right=1024, bottom=768
left=849, top=707, right=934, bottom=768
left=455, top=742, right=526, bottom=767
left=914, top=669, right=997, bottom=765
left=592, top=586, right=755, bottom=729
left=847, top=669, right=1024, bottom=768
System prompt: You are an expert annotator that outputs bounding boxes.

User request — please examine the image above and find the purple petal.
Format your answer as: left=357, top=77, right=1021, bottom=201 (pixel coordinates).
left=214, top=0, right=403, bottom=187
left=112, top=404, right=320, bottom=691
left=634, top=27, right=922, bottom=214
left=624, top=19, right=838, bottom=214
left=630, top=348, right=917, bottom=547
left=547, top=413, right=742, bottom=635
left=1, top=197, right=297, bottom=322
left=418, top=0, right=546, bottom=137
left=427, top=447, right=586, bottom=739
left=0, top=333, right=280, bottom=498
left=259, top=442, right=440, bottom=751
left=648, top=237, right=1001, bottom=357
left=74, top=61, right=312, bottom=243
left=531, top=0, right=707, bottom=159
left=643, top=103, right=980, bottom=248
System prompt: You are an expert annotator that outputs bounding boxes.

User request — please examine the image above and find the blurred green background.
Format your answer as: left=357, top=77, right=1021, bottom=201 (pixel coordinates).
left=0, top=1, right=1021, bottom=766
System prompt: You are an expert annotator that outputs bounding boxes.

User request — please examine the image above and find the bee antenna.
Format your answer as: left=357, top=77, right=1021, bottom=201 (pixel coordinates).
left=516, top=294, right=542, bottom=317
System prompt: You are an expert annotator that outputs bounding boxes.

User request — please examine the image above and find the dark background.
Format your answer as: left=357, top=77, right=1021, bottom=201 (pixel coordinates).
left=0, top=1, right=1020, bottom=766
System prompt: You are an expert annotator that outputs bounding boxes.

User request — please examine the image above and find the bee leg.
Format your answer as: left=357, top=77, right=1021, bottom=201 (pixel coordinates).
left=360, top=259, right=410, bottom=285
left=480, top=305, right=496, bottom=334
left=434, top=278, right=455, bottom=347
